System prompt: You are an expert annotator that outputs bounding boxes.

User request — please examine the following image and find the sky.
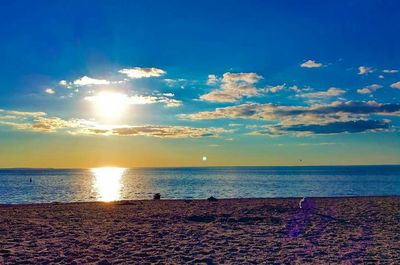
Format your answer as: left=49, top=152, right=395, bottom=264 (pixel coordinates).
left=0, top=0, right=400, bottom=168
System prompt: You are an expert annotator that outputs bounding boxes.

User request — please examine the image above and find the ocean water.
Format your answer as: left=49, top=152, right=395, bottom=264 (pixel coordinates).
left=0, top=165, right=399, bottom=204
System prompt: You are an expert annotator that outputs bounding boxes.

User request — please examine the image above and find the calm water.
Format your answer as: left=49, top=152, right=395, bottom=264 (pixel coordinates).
left=0, top=166, right=399, bottom=204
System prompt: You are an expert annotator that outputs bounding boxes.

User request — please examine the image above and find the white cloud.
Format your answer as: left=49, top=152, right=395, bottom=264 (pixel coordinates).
left=382, top=69, right=399, bottom=73
left=264, top=84, right=285, bottom=93
left=163, top=78, right=188, bottom=88
left=358, top=66, right=374, bottom=75
left=85, top=92, right=182, bottom=108
left=45, top=88, right=55, bottom=94
left=300, top=60, right=323, bottom=68
left=59, top=80, right=68, bottom=86
left=299, top=87, right=345, bottom=99
left=6, top=110, right=46, bottom=117
left=118, top=67, right=166, bottom=79
left=200, top=72, right=263, bottom=102
left=390, top=81, right=400, bottom=89
left=73, top=76, right=111, bottom=86
left=207, top=74, right=219, bottom=85
left=357, top=84, right=382, bottom=94
left=289, top=85, right=301, bottom=93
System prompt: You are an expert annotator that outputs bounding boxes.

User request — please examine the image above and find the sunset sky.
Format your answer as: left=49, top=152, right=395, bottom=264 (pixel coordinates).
left=0, top=0, right=399, bottom=168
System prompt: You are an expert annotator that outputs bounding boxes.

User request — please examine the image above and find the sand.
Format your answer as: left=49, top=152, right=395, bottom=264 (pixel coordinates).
left=1, top=197, right=400, bottom=264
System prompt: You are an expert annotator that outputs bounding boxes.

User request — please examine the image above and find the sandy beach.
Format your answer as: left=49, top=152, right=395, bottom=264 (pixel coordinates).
left=1, top=197, right=400, bottom=264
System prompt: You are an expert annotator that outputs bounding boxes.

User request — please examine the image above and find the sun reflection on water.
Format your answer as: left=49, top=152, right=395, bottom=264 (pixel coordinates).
left=91, top=167, right=126, bottom=202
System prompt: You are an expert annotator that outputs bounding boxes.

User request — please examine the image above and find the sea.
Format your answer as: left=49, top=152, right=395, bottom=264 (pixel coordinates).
left=0, top=165, right=399, bottom=204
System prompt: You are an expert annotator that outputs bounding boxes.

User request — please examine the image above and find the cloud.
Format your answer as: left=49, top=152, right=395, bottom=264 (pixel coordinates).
left=163, top=78, right=187, bottom=88
left=181, top=101, right=400, bottom=131
left=85, top=92, right=182, bottom=108
left=390, top=81, right=400, bottom=89
left=4, top=110, right=46, bottom=117
left=156, top=97, right=182, bottom=107
left=0, top=109, right=230, bottom=138
left=300, top=60, right=322, bottom=68
left=79, top=125, right=229, bottom=138
left=0, top=121, right=33, bottom=131
left=32, top=117, right=79, bottom=131
left=264, top=84, right=285, bottom=93
left=45, top=88, right=55, bottom=94
left=73, top=76, right=111, bottom=86
left=200, top=72, right=263, bottom=102
left=0, top=115, right=17, bottom=120
left=382, top=69, right=399, bottom=73
left=207, top=74, right=219, bottom=85
left=299, top=87, right=345, bottom=99
left=0, top=112, right=78, bottom=132
left=118, top=67, right=166, bottom=79
left=250, top=119, right=390, bottom=136
left=281, top=119, right=390, bottom=134
left=357, top=84, right=382, bottom=94
left=358, top=66, right=374, bottom=75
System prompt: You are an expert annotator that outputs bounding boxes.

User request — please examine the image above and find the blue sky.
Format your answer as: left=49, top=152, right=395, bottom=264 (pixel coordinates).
left=0, top=0, right=399, bottom=167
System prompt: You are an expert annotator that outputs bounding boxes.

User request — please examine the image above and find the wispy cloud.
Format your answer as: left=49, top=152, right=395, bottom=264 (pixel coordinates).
left=358, top=66, right=374, bottom=75
left=300, top=60, right=323, bottom=68
left=78, top=125, right=229, bottom=138
left=2, top=110, right=47, bottom=117
left=382, top=69, right=399, bottom=73
left=118, top=67, right=166, bottom=79
left=84, top=92, right=182, bottom=108
left=163, top=78, right=187, bottom=88
left=44, top=88, right=55, bottom=94
left=250, top=119, right=391, bottom=136
left=206, top=74, right=219, bottom=85
left=59, top=80, right=68, bottom=86
left=0, top=109, right=231, bottom=138
left=357, top=84, right=382, bottom=94
left=298, top=87, right=345, bottom=99
left=264, top=84, right=285, bottom=93
left=390, top=81, right=400, bottom=89
left=73, top=76, right=111, bottom=86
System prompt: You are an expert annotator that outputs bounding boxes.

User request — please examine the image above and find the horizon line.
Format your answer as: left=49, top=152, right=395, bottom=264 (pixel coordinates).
left=1, top=163, right=399, bottom=170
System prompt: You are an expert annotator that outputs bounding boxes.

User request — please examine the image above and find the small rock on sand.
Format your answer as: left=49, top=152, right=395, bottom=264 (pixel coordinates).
left=207, top=196, right=218, bottom=202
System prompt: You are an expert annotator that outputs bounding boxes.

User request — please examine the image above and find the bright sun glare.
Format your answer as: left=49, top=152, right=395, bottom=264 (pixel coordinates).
left=89, top=92, right=129, bottom=118
left=91, top=167, right=126, bottom=202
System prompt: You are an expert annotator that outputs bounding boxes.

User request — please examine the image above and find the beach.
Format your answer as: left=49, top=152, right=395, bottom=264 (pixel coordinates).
left=1, top=197, right=400, bottom=264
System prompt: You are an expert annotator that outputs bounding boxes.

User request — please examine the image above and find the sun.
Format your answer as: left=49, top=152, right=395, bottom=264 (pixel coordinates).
left=87, top=92, right=129, bottom=118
